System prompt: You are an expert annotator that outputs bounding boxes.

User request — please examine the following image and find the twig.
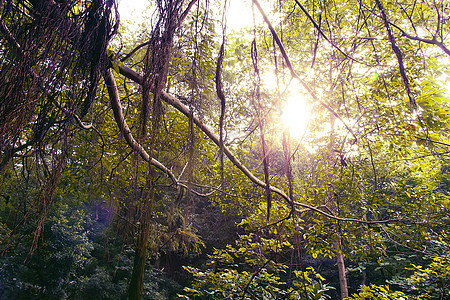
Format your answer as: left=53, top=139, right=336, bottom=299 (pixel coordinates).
left=241, top=251, right=277, bottom=299
left=292, top=0, right=371, bottom=66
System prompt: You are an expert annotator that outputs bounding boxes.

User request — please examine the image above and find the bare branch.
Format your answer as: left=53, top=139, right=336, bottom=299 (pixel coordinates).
left=120, top=41, right=150, bottom=62
left=0, top=18, right=22, bottom=53
left=178, top=0, right=198, bottom=27
left=178, top=183, right=217, bottom=197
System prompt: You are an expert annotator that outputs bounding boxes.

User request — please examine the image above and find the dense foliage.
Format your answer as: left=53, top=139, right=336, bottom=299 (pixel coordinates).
left=1, top=0, right=449, bottom=299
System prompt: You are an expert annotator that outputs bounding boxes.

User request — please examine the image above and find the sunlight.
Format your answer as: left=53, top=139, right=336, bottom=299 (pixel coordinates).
left=227, top=0, right=254, bottom=31
left=118, top=0, right=276, bottom=33
left=436, top=56, right=450, bottom=96
left=280, top=87, right=310, bottom=140
left=261, top=72, right=311, bottom=141
left=227, top=0, right=275, bottom=31
left=117, top=0, right=148, bottom=22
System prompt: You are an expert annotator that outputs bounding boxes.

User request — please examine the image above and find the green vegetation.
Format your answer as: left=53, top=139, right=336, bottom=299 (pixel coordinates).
left=0, top=0, right=449, bottom=299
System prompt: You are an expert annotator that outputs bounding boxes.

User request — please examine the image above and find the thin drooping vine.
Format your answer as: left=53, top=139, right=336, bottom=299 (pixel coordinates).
left=0, top=0, right=117, bottom=159
left=251, top=8, right=272, bottom=220
left=216, top=0, right=228, bottom=197
left=0, top=0, right=118, bottom=255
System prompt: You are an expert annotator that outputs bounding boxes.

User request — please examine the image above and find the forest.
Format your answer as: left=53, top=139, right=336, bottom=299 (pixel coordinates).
left=0, top=0, right=449, bottom=299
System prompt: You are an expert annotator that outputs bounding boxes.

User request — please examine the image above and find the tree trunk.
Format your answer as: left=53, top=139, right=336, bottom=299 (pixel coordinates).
left=361, top=267, right=366, bottom=300
left=329, top=99, right=349, bottom=299
left=129, top=228, right=149, bottom=300
left=128, top=189, right=154, bottom=299
left=334, top=234, right=349, bottom=299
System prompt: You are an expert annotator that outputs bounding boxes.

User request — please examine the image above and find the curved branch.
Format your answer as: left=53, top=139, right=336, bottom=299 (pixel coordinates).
left=115, top=63, right=400, bottom=225
left=50, top=97, right=94, bottom=130
left=103, top=69, right=178, bottom=184
left=178, top=183, right=217, bottom=197
left=120, top=41, right=150, bottom=62
left=178, top=181, right=254, bottom=199
left=116, top=66, right=298, bottom=204
left=389, top=22, right=450, bottom=57
left=162, top=87, right=400, bottom=224
left=178, top=0, right=198, bottom=27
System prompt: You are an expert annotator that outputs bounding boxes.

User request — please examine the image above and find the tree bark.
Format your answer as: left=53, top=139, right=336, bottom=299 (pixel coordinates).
left=114, top=63, right=399, bottom=226
left=330, top=104, right=348, bottom=299
left=334, top=234, right=349, bottom=299
left=129, top=226, right=150, bottom=300
left=127, top=160, right=154, bottom=299
left=104, top=68, right=156, bottom=300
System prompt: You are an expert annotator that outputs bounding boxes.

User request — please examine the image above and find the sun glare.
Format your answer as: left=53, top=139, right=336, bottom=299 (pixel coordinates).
left=261, top=73, right=311, bottom=140
left=117, top=0, right=148, bottom=22
left=118, top=0, right=271, bottom=31
left=118, top=0, right=311, bottom=138
left=227, top=0, right=253, bottom=31
left=227, top=0, right=274, bottom=31
left=281, top=91, right=310, bottom=139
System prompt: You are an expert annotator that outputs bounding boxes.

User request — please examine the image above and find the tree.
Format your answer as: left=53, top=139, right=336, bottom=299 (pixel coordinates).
left=1, top=0, right=450, bottom=299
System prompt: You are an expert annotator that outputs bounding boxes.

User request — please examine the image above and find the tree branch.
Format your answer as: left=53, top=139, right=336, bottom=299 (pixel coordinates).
left=178, top=0, right=198, bottom=27
left=103, top=69, right=178, bottom=185
left=115, top=63, right=401, bottom=225
left=120, top=41, right=150, bottom=62
left=375, top=0, right=418, bottom=113
left=389, top=22, right=450, bottom=57
left=292, top=0, right=369, bottom=65
left=251, top=0, right=358, bottom=141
